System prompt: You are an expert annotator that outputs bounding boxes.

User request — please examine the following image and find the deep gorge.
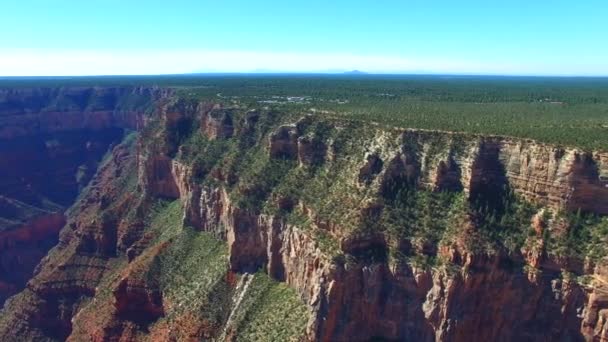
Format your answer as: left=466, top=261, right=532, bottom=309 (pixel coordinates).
left=0, top=87, right=607, bottom=341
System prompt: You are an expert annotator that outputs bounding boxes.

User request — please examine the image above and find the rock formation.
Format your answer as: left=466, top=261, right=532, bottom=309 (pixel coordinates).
left=0, top=87, right=606, bottom=342
left=0, top=87, right=164, bottom=307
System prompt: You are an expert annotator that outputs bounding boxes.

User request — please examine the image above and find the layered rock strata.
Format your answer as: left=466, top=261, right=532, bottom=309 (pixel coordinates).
left=0, top=94, right=606, bottom=341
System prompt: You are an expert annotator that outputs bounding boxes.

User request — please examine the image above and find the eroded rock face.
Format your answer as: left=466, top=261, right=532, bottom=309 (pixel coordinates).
left=433, top=157, right=463, bottom=192
left=0, top=213, right=65, bottom=307
left=269, top=125, right=299, bottom=159
left=0, top=136, right=139, bottom=341
left=468, top=140, right=509, bottom=210
left=379, top=152, right=419, bottom=197
left=0, top=87, right=166, bottom=310
left=113, top=264, right=165, bottom=326
left=141, top=155, right=180, bottom=199
left=174, top=178, right=595, bottom=341
left=359, top=153, right=384, bottom=185
left=298, top=135, right=327, bottom=166
left=239, top=110, right=260, bottom=136
left=0, top=87, right=168, bottom=139
left=202, top=108, right=234, bottom=140
left=496, top=139, right=608, bottom=214
left=170, top=125, right=608, bottom=341
left=581, top=262, right=608, bottom=340
left=1, top=99, right=607, bottom=342
left=167, top=162, right=597, bottom=341
left=172, top=120, right=607, bottom=341
left=384, top=131, right=608, bottom=214
left=568, top=153, right=608, bottom=214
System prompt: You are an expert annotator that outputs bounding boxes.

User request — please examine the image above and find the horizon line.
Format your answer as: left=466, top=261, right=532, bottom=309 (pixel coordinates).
left=1, top=50, right=606, bottom=78
left=2, top=72, right=608, bottom=79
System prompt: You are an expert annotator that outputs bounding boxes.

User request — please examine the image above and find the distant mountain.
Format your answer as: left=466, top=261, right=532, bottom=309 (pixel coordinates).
left=188, top=69, right=371, bottom=75
left=343, top=70, right=368, bottom=75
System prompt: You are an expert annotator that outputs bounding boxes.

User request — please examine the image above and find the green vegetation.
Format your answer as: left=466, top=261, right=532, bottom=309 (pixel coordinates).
left=182, top=133, right=236, bottom=181
left=467, top=187, right=540, bottom=253
left=380, top=189, right=462, bottom=243
left=125, top=200, right=308, bottom=341
left=231, top=272, right=309, bottom=342
left=375, top=184, right=538, bottom=258
left=156, top=92, right=606, bottom=270
left=171, top=107, right=302, bottom=213
left=5, top=74, right=608, bottom=339
left=547, top=210, right=608, bottom=259
left=156, top=225, right=231, bottom=326
left=235, top=154, right=297, bottom=212
left=137, top=201, right=232, bottom=325
left=207, top=75, right=608, bottom=151
left=145, top=199, right=187, bottom=242
left=2, top=75, right=607, bottom=150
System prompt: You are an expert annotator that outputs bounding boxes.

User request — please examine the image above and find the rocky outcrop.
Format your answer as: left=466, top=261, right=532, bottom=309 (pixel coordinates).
left=1, top=94, right=607, bottom=342
left=167, top=156, right=599, bottom=341
left=113, top=243, right=166, bottom=327
left=298, top=135, right=327, bottom=166
left=500, top=140, right=608, bottom=213
left=269, top=125, right=299, bottom=159
left=380, top=131, right=608, bottom=214
left=581, top=263, right=608, bottom=341
left=0, top=213, right=65, bottom=306
left=379, top=151, right=419, bottom=195
left=0, top=87, right=165, bottom=310
left=0, top=86, right=169, bottom=139
left=202, top=108, right=234, bottom=139
left=177, top=184, right=577, bottom=340
left=568, top=153, right=608, bottom=214
left=141, top=155, right=180, bottom=199
left=167, top=124, right=608, bottom=341
left=113, top=277, right=164, bottom=325
left=433, top=157, right=463, bottom=192
left=0, top=136, right=139, bottom=341
left=359, top=153, right=384, bottom=185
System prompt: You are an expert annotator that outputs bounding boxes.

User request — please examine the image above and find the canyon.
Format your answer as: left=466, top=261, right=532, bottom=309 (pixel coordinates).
left=0, top=86, right=607, bottom=341
left=0, top=87, right=164, bottom=306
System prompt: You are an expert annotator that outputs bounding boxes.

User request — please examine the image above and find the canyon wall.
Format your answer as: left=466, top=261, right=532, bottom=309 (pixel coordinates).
left=0, top=93, right=606, bottom=341
left=145, top=103, right=608, bottom=340
left=0, top=86, right=168, bottom=307
left=168, top=121, right=608, bottom=340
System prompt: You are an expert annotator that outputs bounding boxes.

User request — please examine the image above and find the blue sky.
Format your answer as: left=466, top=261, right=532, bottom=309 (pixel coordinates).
left=0, top=0, right=606, bottom=76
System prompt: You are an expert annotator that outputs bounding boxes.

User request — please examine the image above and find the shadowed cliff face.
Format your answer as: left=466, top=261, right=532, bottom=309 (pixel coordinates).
left=169, top=130, right=608, bottom=341
left=0, top=213, right=65, bottom=306
left=0, top=86, right=167, bottom=223
left=0, top=91, right=607, bottom=341
left=0, top=87, right=166, bottom=307
left=0, top=128, right=125, bottom=208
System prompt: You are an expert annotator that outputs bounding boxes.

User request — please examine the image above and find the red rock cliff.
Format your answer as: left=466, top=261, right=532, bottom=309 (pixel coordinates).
left=0, top=100, right=606, bottom=342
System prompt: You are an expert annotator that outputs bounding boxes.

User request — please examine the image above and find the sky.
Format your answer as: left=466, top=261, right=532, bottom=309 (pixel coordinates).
left=0, top=0, right=607, bottom=76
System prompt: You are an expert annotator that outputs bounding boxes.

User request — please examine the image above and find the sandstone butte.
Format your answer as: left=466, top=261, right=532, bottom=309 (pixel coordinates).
left=0, top=86, right=607, bottom=341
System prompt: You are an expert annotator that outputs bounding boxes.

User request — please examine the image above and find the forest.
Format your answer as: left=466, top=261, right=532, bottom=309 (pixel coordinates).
left=1, top=74, right=607, bottom=150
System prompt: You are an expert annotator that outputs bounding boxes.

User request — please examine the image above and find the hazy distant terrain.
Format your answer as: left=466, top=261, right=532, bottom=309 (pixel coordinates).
left=2, top=74, right=606, bottom=150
